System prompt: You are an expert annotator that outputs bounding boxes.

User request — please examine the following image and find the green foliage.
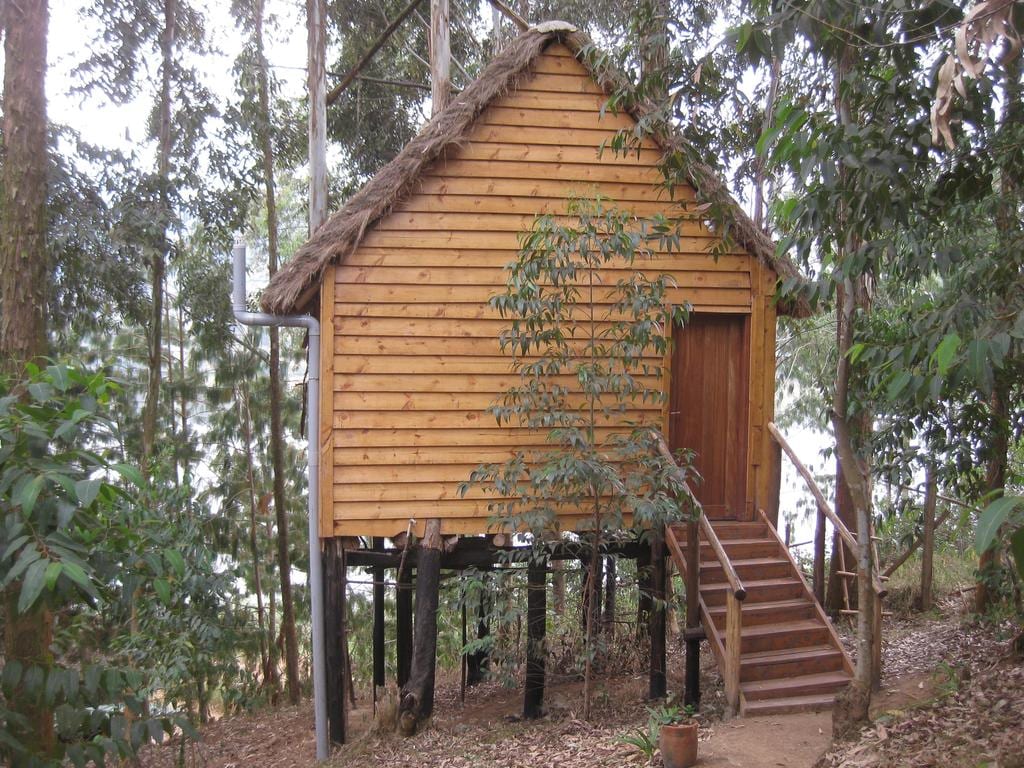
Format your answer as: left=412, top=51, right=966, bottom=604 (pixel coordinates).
left=461, top=199, right=696, bottom=541
left=976, top=496, right=1024, bottom=580
left=0, top=362, right=196, bottom=765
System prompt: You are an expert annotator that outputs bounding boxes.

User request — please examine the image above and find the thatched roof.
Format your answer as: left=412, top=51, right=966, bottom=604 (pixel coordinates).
left=261, top=21, right=810, bottom=317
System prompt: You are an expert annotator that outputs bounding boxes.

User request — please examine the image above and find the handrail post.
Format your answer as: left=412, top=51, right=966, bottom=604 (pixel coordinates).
left=724, top=589, right=742, bottom=717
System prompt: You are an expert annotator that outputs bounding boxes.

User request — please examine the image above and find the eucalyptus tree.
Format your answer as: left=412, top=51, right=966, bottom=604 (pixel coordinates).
left=230, top=0, right=304, bottom=704
left=1, top=0, right=54, bottom=756
left=74, top=0, right=218, bottom=472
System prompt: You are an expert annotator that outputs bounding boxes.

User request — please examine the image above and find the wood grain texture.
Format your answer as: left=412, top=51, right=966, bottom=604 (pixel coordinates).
left=320, top=45, right=773, bottom=536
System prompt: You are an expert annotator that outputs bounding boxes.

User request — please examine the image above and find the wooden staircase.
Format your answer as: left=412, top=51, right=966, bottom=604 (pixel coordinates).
left=666, top=513, right=854, bottom=716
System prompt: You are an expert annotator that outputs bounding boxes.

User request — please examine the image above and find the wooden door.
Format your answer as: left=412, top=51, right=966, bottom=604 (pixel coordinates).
left=669, top=314, right=750, bottom=520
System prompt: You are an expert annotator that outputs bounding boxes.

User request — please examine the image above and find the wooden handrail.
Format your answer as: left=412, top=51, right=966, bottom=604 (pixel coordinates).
left=700, top=516, right=747, bottom=601
left=652, top=432, right=746, bottom=601
left=767, top=421, right=886, bottom=598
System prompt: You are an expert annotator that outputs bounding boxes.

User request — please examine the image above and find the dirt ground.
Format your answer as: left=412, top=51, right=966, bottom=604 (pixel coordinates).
left=138, top=606, right=1022, bottom=768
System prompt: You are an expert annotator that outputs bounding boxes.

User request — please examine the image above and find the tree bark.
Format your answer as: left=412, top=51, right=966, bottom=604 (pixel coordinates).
left=0, top=0, right=49, bottom=371
left=977, top=381, right=1008, bottom=613
left=239, top=386, right=270, bottom=683
left=141, top=0, right=176, bottom=471
left=253, top=0, right=301, bottom=707
left=523, top=556, right=546, bottom=719
left=551, top=558, right=565, bottom=615
left=399, top=520, right=442, bottom=734
left=602, top=555, right=616, bottom=636
left=396, top=564, right=413, bottom=688
left=323, top=539, right=347, bottom=745
left=648, top=533, right=667, bottom=700
left=920, top=465, right=937, bottom=612
left=1, top=5, right=53, bottom=754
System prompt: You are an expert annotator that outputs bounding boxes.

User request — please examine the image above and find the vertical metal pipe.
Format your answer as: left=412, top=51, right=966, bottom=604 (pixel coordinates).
left=231, top=241, right=328, bottom=760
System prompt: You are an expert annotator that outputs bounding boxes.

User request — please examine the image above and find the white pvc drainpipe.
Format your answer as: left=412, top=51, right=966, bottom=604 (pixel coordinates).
left=231, top=240, right=328, bottom=761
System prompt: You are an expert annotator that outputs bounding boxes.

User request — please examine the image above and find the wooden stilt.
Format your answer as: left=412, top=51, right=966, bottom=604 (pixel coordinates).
left=603, top=555, right=616, bottom=637
left=372, top=537, right=386, bottom=690
left=636, top=543, right=652, bottom=640
left=466, top=563, right=491, bottom=686
left=684, top=519, right=701, bottom=708
left=396, top=563, right=413, bottom=688
left=649, top=533, right=667, bottom=700
left=399, top=519, right=442, bottom=735
left=523, top=555, right=547, bottom=719
left=323, top=539, right=347, bottom=746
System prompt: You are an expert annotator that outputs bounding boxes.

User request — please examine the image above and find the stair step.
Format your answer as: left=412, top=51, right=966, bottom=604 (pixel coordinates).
left=700, top=539, right=781, bottom=560
left=707, top=598, right=818, bottom=628
left=701, top=556, right=793, bottom=581
left=717, top=619, right=832, bottom=654
left=702, top=578, right=805, bottom=606
left=742, top=671, right=851, bottom=701
left=740, top=645, right=845, bottom=682
left=708, top=524, right=770, bottom=540
left=742, top=692, right=839, bottom=716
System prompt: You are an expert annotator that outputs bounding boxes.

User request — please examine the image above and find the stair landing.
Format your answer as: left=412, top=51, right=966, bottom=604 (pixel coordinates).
left=667, top=516, right=853, bottom=715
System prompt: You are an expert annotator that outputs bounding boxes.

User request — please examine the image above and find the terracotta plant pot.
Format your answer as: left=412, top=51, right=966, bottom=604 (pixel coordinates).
left=660, top=721, right=698, bottom=768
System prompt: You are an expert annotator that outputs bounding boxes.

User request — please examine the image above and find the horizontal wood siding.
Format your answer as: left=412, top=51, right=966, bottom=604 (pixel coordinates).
left=325, top=43, right=768, bottom=537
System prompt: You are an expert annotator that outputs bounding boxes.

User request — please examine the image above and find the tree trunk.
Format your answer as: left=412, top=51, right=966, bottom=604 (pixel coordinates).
left=976, top=381, right=1008, bottom=613
left=602, top=555, right=616, bottom=636
left=399, top=520, right=442, bottom=734
left=0, top=0, right=49, bottom=370
left=239, top=387, right=270, bottom=682
left=1, top=2, right=53, bottom=755
left=396, top=564, right=413, bottom=688
left=429, top=0, right=450, bottom=113
left=920, top=465, right=937, bottom=612
left=466, top=564, right=490, bottom=686
left=648, top=533, right=667, bottom=700
left=254, top=0, right=300, bottom=707
left=551, top=558, right=564, bottom=615
left=141, top=0, right=176, bottom=471
left=523, top=556, right=546, bottom=719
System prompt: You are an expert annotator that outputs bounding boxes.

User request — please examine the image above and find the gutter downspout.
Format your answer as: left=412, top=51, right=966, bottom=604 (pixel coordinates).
left=231, top=240, right=328, bottom=761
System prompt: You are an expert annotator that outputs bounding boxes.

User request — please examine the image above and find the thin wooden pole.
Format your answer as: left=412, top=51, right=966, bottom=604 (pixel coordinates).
left=684, top=520, right=701, bottom=708
left=372, top=538, right=386, bottom=690
left=396, top=565, right=413, bottom=688
left=523, top=556, right=547, bottom=719
left=486, top=0, right=528, bottom=30
left=429, top=0, right=450, bottom=114
left=724, top=590, right=742, bottom=717
left=323, top=540, right=347, bottom=745
left=307, top=0, right=327, bottom=234
left=649, top=533, right=667, bottom=700
left=920, top=466, right=937, bottom=612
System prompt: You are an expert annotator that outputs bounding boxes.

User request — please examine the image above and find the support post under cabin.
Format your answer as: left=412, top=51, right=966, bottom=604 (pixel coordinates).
left=466, top=563, right=491, bottom=686
left=636, top=542, right=651, bottom=640
left=396, top=563, right=413, bottom=688
left=372, top=537, right=386, bottom=692
left=684, top=518, right=702, bottom=708
left=399, top=519, right=442, bottom=734
left=649, top=532, right=667, bottom=700
left=523, top=555, right=547, bottom=719
left=323, top=539, right=347, bottom=745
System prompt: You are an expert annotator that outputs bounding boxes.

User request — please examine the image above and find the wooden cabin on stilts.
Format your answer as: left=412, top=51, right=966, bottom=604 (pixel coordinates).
left=264, top=20, right=859, bottom=744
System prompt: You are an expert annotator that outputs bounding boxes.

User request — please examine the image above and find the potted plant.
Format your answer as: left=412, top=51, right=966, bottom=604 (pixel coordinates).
left=659, top=704, right=698, bottom=768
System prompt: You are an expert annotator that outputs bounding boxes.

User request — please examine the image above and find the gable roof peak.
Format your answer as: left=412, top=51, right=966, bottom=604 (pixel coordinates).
left=261, top=23, right=810, bottom=318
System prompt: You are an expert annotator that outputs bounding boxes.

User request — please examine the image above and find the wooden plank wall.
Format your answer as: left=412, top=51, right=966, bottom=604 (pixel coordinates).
left=321, top=43, right=777, bottom=537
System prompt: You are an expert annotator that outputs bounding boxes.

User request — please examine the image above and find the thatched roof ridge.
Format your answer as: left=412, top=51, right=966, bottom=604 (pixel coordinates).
left=261, top=23, right=810, bottom=317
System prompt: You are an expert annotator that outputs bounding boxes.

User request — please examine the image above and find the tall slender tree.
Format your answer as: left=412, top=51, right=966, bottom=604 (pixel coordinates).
left=1, top=0, right=54, bottom=756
